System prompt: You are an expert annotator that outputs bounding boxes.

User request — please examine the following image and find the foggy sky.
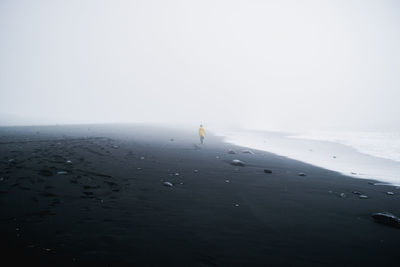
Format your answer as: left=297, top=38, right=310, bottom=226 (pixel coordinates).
left=1, top=0, right=399, bottom=131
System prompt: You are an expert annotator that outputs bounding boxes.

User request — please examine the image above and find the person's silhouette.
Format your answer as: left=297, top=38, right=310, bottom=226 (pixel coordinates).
left=198, top=124, right=205, bottom=144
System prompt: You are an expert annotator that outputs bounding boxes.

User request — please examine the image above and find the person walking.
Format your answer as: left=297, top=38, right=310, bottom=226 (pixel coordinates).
left=199, top=124, right=205, bottom=144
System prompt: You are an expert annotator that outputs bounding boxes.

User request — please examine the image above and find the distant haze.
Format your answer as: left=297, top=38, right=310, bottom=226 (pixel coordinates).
left=1, top=0, right=399, bottom=131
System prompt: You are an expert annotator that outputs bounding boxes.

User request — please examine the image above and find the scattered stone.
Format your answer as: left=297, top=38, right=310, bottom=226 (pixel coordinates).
left=387, top=192, right=394, bottom=195
left=359, top=195, right=369, bottom=199
left=374, top=183, right=393, bottom=186
left=242, top=150, right=254, bottom=154
left=163, top=182, right=173, bottom=187
left=264, top=169, right=272, bottom=174
left=372, top=212, right=400, bottom=228
left=352, top=191, right=362, bottom=195
left=231, top=159, right=245, bottom=167
left=298, top=173, right=306, bottom=176
left=228, top=150, right=236, bottom=154
left=340, top=193, right=346, bottom=198
left=57, top=171, right=68, bottom=175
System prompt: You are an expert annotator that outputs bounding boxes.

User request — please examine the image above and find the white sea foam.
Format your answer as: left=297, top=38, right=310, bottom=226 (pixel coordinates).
left=290, top=131, right=400, bottom=163
left=219, top=130, right=400, bottom=185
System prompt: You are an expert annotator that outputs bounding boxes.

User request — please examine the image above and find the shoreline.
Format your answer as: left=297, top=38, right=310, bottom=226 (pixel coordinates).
left=219, top=129, right=400, bottom=186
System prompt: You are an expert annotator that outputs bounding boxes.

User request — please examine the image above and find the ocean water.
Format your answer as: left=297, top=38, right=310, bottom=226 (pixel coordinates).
left=219, top=130, right=400, bottom=185
left=290, top=131, right=400, bottom=163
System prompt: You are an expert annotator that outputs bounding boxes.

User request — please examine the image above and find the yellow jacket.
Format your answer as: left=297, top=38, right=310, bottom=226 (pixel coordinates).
left=199, top=127, right=205, bottom=137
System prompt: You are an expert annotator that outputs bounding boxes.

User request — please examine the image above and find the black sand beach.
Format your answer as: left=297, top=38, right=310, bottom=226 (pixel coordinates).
left=0, top=124, right=399, bottom=266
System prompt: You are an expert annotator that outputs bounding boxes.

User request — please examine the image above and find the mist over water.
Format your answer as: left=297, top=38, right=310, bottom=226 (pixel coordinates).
left=0, top=0, right=399, bottom=133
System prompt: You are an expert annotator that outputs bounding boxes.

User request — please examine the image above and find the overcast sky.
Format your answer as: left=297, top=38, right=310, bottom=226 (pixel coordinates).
left=0, top=0, right=399, bottom=131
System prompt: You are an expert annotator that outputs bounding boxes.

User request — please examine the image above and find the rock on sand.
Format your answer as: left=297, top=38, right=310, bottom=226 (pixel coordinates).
left=163, top=182, right=173, bottom=187
left=372, top=212, right=400, bottom=228
left=231, top=159, right=245, bottom=167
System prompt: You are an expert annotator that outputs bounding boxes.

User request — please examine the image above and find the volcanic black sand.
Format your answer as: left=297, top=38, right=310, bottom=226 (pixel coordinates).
left=0, top=124, right=399, bottom=266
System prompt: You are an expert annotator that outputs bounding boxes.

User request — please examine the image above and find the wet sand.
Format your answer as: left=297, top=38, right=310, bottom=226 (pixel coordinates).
left=0, top=124, right=399, bottom=266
